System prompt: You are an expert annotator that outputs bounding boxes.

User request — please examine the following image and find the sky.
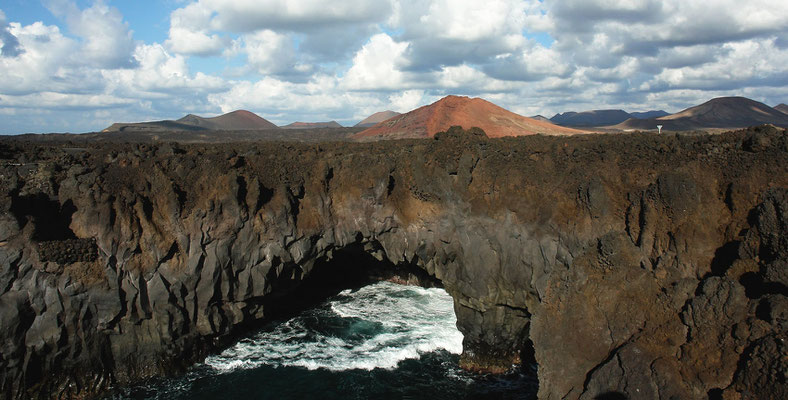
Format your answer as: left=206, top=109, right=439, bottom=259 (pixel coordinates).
left=0, top=0, right=787, bottom=134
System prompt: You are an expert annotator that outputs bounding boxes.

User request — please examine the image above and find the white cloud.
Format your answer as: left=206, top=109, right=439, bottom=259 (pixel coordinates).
left=198, top=0, right=391, bottom=31
left=0, top=21, right=81, bottom=95
left=208, top=74, right=386, bottom=124
left=388, top=90, right=428, bottom=112
left=547, top=0, right=788, bottom=60
left=241, top=30, right=314, bottom=77
left=166, top=27, right=228, bottom=56
left=344, top=33, right=409, bottom=90
left=165, top=2, right=228, bottom=56
left=484, top=44, right=573, bottom=81
left=2, top=0, right=788, bottom=134
left=406, top=0, right=525, bottom=42
left=0, top=10, right=23, bottom=57
left=44, top=0, right=136, bottom=68
left=0, top=5, right=228, bottom=133
left=641, top=38, right=788, bottom=91
left=435, top=64, right=513, bottom=93
left=392, top=0, right=528, bottom=69
left=103, top=44, right=226, bottom=95
left=0, top=92, right=133, bottom=109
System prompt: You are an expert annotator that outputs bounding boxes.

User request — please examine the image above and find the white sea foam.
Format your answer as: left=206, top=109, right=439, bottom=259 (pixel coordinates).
left=204, top=281, right=463, bottom=373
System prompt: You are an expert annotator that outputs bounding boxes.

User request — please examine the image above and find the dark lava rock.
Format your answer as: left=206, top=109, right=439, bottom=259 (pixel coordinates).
left=0, top=126, right=787, bottom=399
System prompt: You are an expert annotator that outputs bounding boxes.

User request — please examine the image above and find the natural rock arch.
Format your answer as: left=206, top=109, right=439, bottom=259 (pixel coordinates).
left=1, top=126, right=787, bottom=399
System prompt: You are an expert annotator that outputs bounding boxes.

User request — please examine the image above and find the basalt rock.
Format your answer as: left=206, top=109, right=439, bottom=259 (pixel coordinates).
left=0, top=126, right=787, bottom=399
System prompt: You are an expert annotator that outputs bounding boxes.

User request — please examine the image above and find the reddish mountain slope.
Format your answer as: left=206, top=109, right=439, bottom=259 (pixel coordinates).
left=775, top=103, right=788, bottom=115
left=354, top=96, right=585, bottom=139
left=354, top=111, right=402, bottom=128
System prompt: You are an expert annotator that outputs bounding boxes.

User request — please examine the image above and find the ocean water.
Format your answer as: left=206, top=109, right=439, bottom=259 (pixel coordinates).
left=107, top=282, right=537, bottom=399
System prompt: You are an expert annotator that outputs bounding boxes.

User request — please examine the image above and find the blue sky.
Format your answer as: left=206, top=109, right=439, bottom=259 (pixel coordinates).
left=1, top=0, right=787, bottom=134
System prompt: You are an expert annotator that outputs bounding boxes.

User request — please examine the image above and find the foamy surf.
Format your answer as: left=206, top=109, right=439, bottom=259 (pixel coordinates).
left=107, top=281, right=537, bottom=399
left=204, top=281, right=463, bottom=373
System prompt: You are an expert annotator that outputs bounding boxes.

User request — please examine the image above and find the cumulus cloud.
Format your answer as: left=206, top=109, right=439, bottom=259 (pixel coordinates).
left=44, top=0, right=136, bottom=68
left=199, top=0, right=391, bottom=31
left=239, top=30, right=318, bottom=80
left=165, top=2, right=228, bottom=56
left=208, top=74, right=388, bottom=124
left=483, top=44, right=574, bottom=82
left=0, top=20, right=81, bottom=95
left=392, top=0, right=528, bottom=70
left=344, top=33, right=409, bottom=90
left=3, top=0, right=788, bottom=134
left=166, top=0, right=389, bottom=64
left=388, top=90, right=429, bottom=112
left=0, top=10, right=23, bottom=57
left=640, top=38, right=788, bottom=92
left=103, top=44, right=226, bottom=95
left=0, top=3, right=230, bottom=133
left=0, top=92, right=134, bottom=109
left=547, top=0, right=788, bottom=61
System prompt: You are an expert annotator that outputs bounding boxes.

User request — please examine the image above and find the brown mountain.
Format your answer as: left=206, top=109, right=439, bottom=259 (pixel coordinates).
left=354, top=111, right=401, bottom=128
left=103, top=110, right=277, bottom=132
left=103, top=120, right=207, bottom=132
left=354, top=96, right=585, bottom=139
left=775, top=103, right=788, bottom=115
left=280, top=121, right=343, bottom=129
left=614, top=97, right=788, bottom=131
left=176, top=110, right=278, bottom=130
left=530, top=115, right=551, bottom=122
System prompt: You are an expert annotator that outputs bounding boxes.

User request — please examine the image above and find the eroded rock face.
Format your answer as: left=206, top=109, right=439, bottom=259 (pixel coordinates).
left=0, top=126, right=787, bottom=399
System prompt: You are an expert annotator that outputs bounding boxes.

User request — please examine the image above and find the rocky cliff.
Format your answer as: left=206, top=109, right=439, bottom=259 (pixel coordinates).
left=1, top=126, right=787, bottom=399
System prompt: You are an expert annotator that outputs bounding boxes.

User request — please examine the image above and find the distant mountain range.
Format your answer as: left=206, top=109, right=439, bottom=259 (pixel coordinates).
left=102, top=96, right=788, bottom=138
left=355, top=95, right=584, bottom=140
left=550, top=109, right=669, bottom=127
left=613, top=97, right=788, bottom=131
left=103, top=110, right=277, bottom=132
left=280, top=121, right=343, bottom=129
left=354, top=111, right=401, bottom=128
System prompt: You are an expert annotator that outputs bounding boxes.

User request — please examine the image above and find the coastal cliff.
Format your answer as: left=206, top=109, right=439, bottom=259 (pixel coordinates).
left=1, top=126, right=787, bottom=399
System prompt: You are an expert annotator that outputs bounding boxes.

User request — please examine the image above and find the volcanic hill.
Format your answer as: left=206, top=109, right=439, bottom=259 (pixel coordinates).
left=103, top=110, right=278, bottom=132
left=630, top=110, right=670, bottom=119
left=281, top=121, right=343, bottom=129
left=549, top=109, right=670, bottom=127
left=614, top=96, right=788, bottom=131
left=354, top=110, right=402, bottom=128
left=354, top=96, right=585, bottom=139
left=550, top=109, right=632, bottom=127
left=775, top=103, right=788, bottom=114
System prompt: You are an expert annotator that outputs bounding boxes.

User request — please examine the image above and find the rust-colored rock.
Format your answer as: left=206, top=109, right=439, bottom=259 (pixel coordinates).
left=354, top=95, right=586, bottom=139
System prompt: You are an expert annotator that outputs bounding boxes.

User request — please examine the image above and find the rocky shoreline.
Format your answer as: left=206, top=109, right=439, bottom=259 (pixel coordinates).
left=1, top=126, right=786, bottom=399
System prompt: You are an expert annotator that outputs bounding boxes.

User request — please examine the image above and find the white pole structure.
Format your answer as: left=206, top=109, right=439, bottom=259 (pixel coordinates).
left=657, top=125, right=663, bottom=134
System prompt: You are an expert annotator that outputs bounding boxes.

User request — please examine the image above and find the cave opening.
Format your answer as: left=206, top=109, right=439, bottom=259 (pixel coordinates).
left=113, top=240, right=540, bottom=398
left=260, top=239, right=444, bottom=321
left=175, top=240, right=499, bottom=399
left=9, top=193, right=77, bottom=241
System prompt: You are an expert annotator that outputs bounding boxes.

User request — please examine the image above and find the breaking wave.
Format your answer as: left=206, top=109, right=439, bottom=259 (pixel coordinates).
left=205, top=281, right=463, bottom=372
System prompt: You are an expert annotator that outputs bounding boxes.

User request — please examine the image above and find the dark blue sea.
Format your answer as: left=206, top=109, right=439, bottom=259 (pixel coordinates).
left=106, top=282, right=537, bottom=399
